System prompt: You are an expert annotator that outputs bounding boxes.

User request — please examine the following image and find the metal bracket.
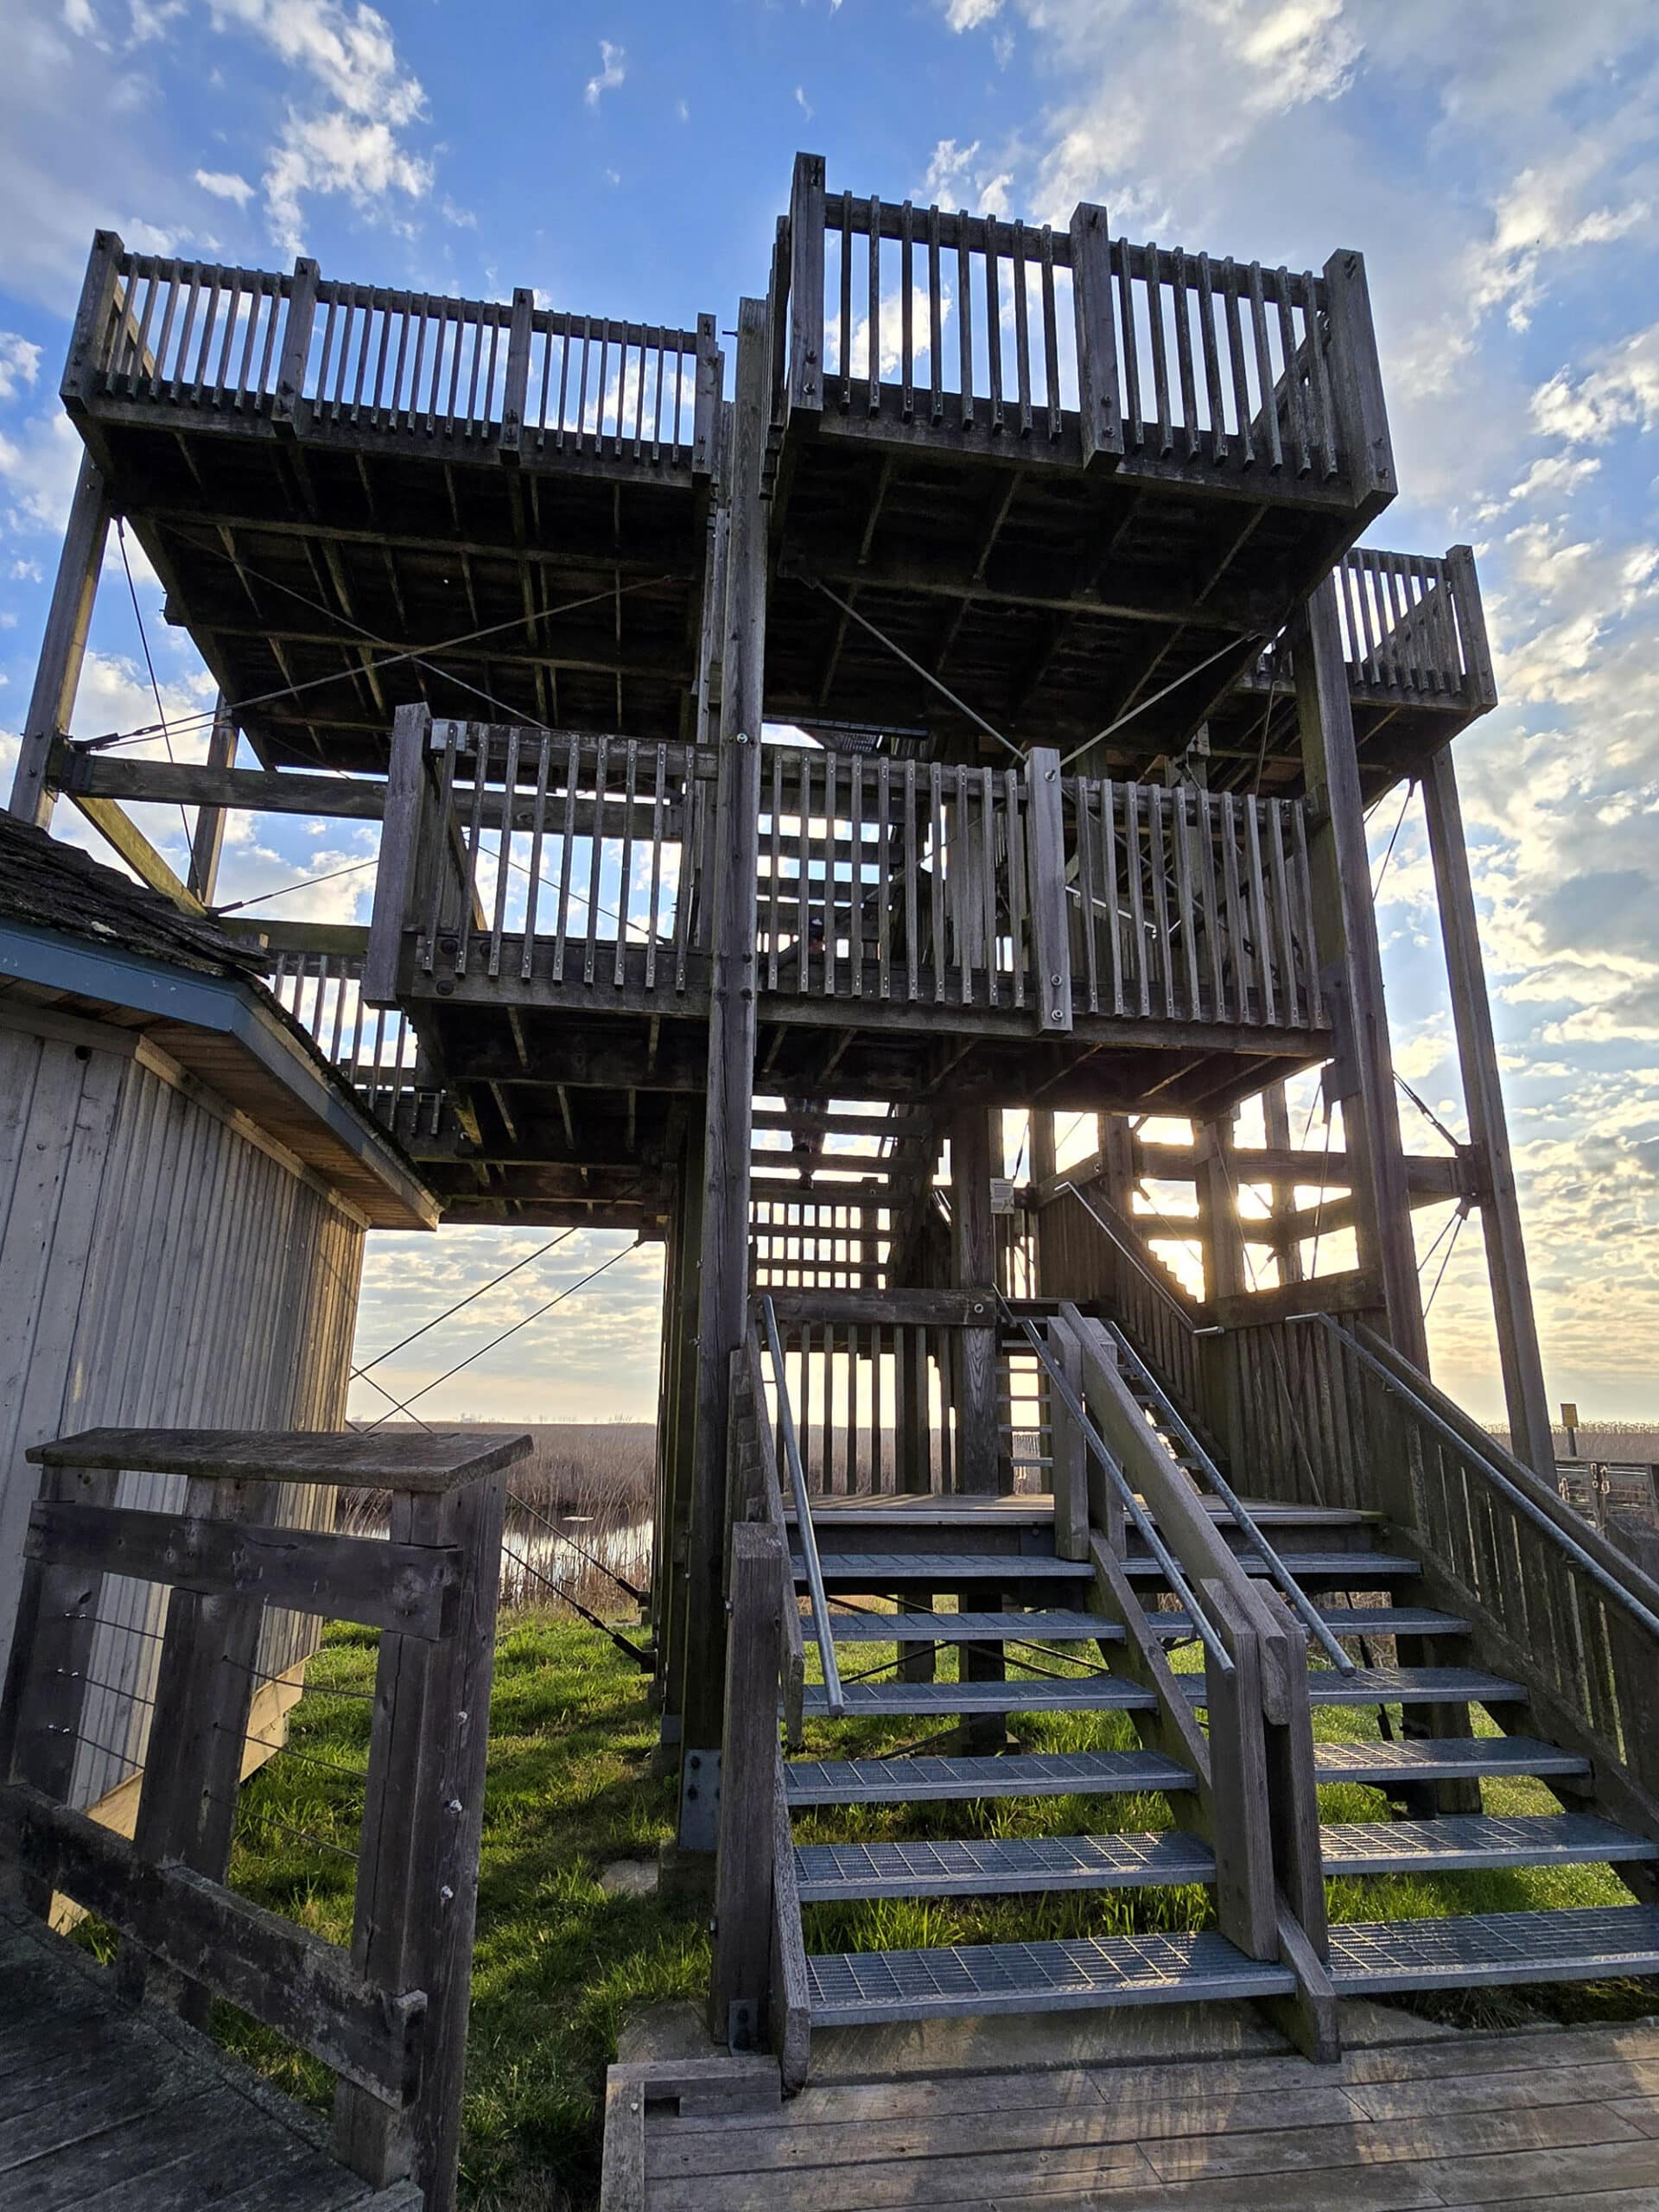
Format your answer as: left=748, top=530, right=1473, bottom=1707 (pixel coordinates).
left=677, top=1747, right=721, bottom=1852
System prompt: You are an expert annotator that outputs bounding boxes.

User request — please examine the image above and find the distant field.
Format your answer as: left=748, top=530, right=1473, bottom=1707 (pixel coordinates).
left=1492, top=1423, right=1659, bottom=1461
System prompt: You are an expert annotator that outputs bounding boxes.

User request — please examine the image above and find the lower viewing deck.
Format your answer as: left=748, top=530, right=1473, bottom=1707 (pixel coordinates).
left=608, top=2016, right=1659, bottom=2212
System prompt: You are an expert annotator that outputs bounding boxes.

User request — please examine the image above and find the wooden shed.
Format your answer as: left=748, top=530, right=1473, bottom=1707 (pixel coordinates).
left=0, top=811, right=437, bottom=1834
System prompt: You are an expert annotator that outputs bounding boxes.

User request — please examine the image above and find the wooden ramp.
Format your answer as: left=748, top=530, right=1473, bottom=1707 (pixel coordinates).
left=605, top=2019, right=1659, bottom=2211
left=0, top=1901, right=418, bottom=2211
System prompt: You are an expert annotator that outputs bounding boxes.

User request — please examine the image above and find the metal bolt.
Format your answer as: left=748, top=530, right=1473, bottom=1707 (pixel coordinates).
left=448, top=1797, right=462, bottom=1814
left=1050, top=972, right=1062, bottom=987
left=440, top=1884, right=454, bottom=1903
left=1046, top=766, right=1056, bottom=781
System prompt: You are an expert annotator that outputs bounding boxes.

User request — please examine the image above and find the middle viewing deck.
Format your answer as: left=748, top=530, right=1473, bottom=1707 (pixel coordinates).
left=362, top=712, right=1328, bottom=1112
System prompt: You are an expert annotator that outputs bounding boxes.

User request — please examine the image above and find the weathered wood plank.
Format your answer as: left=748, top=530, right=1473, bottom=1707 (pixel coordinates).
left=30, top=1426, right=531, bottom=1491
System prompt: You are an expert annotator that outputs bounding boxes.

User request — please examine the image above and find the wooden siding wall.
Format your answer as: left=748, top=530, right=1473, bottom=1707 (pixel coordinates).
left=0, top=1014, right=366, bottom=1812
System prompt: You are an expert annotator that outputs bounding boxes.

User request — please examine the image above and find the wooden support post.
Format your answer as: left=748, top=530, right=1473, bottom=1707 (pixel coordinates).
left=692, top=313, right=721, bottom=480
left=709, top=1521, right=782, bottom=2048
left=1444, top=542, right=1497, bottom=711
left=948, top=1108, right=1003, bottom=1496
left=499, top=289, right=534, bottom=463
left=659, top=1117, right=706, bottom=1753
left=1294, top=575, right=1427, bottom=1366
left=1068, top=201, right=1123, bottom=470
left=786, top=153, right=826, bottom=421
left=186, top=695, right=238, bottom=906
left=8, top=454, right=110, bottom=828
left=1025, top=747, right=1071, bottom=1033
left=1421, top=746, right=1554, bottom=1478
left=681, top=298, right=770, bottom=1842
left=274, top=257, right=320, bottom=434
left=1320, top=247, right=1395, bottom=522
left=363, top=702, right=432, bottom=1006
left=1262, top=1081, right=1306, bottom=1287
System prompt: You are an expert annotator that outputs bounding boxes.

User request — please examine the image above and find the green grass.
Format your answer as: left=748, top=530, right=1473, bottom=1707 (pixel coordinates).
left=216, top=1614, right=705, bottom=2211
left=193, top=1607, right=1653, bottom=2206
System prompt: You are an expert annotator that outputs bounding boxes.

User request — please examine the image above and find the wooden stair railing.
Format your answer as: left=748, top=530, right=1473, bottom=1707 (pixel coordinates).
left=0, top=1425, right=531, bottom=2212
left=1020, top=1304, right=1336, bottom=2057
left=1318, top=1318, right=1659, bottom=1886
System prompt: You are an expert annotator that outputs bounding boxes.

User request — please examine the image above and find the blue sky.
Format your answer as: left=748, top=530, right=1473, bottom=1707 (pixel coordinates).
left=2, top=0, right=1656, bottom=1425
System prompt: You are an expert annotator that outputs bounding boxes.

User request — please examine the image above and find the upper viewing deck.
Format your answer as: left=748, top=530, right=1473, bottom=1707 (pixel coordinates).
left=55, top=160, right=1493, bottom=799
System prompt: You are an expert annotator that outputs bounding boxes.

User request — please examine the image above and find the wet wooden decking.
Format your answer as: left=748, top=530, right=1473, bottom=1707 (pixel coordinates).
left=0, top=1901, right=419, bottom=2211
left=605, top=2019, right=1659, bottom=2211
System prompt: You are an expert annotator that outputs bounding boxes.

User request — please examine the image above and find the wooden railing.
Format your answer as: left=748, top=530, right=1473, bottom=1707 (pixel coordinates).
left=1312, top=1320, right=1659, bottom=1848
left=1248, top=544, right=1497, bottom=710
left=0, top=1424, right=529, bottom=2212
left=71, top=232, right=721, bottom=474
left=782, top=155, right=1388, bottom=505
left=256, top=944, right=448, bottom=1144
left=368, top=715, right=1327, bottom=1039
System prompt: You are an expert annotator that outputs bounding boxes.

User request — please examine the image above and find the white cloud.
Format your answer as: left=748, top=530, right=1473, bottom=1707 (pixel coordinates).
left=1531, top=321, right=1659, bottom=445
left=584, top=38, right=625, bottom=108
left=941, top=0, right=1002, bottom=27
left=0, top=334, right=43, bottom=402
left=60, top=0, right=97, bottom=32
left=0, top=408, right=84, bottom=534
left=193, top=166, right=253, bottom=205
left=794, top=84, right=812, bottom=119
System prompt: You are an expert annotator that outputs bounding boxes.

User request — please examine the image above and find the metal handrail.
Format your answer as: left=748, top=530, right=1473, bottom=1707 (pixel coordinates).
left=761, top=1296, right=845, bottom=1715
left=1103, top=1318, right=1355, bottom=1675
left=1314, top=1315, right=1659, bottom=1643
left=999, top=1295, right=1234, bottom=1676
left=1058, top=1181, right=1223, bottom=1336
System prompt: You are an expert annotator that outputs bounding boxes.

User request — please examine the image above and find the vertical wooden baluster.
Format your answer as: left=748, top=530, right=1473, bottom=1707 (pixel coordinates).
left=978, top=765, right=998, bottom=1007
left=903, top=759, right=920, bottom=1001
left=930, top=763, right=947, bottom=1001
left=1305, top=272, right=1338, bottom=478
left=1040, top=226, right=1061, bottom=442
left=1103, top=779, right=1125, bottom=1015
left=1170, top=246, right=1198, bottom=459
left=585, top=735, right=607, bottom=983
left=951, top=765, right=971, bottom=1004
left=172, top=267, right=202, bottom=401
left=1246, top=263, right=1281, bottom=471
left=423, top=723, right=458, bottom=972
left=1274, top=268, right=1308, bottom=475
left=552, top=321, right=569, bottom=448
left=1012, top=220, right=1033, bottom=436
left=1244, top=798, right=1276, bottom=1025
left=820, top=753, right=839, bottom=999
left=1147, top=784, right=1173, bottom=1017
left=1006, top=766, right=1026, bottom=1008
left=1337, top=555, right=1366, bottom=689
left=1266, top=800, right=1300, bottom=1028
left=193, top=270, right=226, bottom=403
left=927, top=204, right=944, bottom=423
left=1198, top=786, right=1225, bottom=1022
left=867, top=194, right=882, bottom=416
left=462, top=308, right=483, bottom=434
left=404, top=296, right=427, bottom=435
left=1222, top=257, right=1252, bottom=466
left=876, top=755, right=893, bottom=1001
left=847, top=755, right=864, bottom=998
left=632, top=331, right=648, bottom=459
left=131, top=266, right=161, bottom=394
left=553, top=734, right=579, bottom=984
left=427, top=300, right=448, bottom=434
left=1219, top=789, right=1251, bottom=1021
left=1144, top=244, right=1173, bottom=455
left=645, top=742, right=667, bottom=991
left=386, top=297, right=410, bottom=428
left=573, top=315, right=592, bottom=450
left=649, top=332, right=665, bottom=462
left=1075, top=776, right=1099, bottom=1014
left=900, top=200, right=915, bottom=423
left=1196, top=252, right=1226, bottom=464
left=522, top=734, right=550, bottom=981
left=674, top=758, right=696, bottom=992
left=614, top=739, right=638, bottom=987
left=1290, top=798, right=1322, bottom=1026
left=792, top=753, right=810, bottom=995
left=444, top=302, right=465, bottom=434
left=233, top=274, right=261, bottom=402
left=766, top=747, right=782, bottom=992
left=457, top=729, right=488, bottom=976
left=328, top=950, right=349, bottom=1064
left=838, top=190, right=854, bottom=411
left=1115, top=238, right=1142, bottom=451
left=257, top=274, right=283, bottom=403
left=489, top=726, right=519, bottom=979
left=1126, top=780, right=1150, bottom=1016
left=957, top=210, right=975, bottom=431
left=153, top=265, right=181, bottom=392
left=1174, top=785, right=1200, bottom=1019
left=984, top=217, right=1004, bottom=434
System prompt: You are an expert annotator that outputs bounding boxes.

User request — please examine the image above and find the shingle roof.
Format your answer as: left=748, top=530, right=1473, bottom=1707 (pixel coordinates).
left=0, top=810, right=263, bottom=979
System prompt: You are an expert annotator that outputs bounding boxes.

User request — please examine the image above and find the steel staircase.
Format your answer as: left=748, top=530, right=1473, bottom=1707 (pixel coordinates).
left=737, top=1303, right=1659, bottom=2058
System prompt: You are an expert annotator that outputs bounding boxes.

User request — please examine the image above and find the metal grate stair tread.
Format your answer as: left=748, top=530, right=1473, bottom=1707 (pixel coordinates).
left=1319, top=1814, right=1657, bottom=1876
left=1326, top=1906, right=1659, bottom=1991
left=1151, top=1605, right=1471, bottom=1640
left=804, top=1930, right=1295, bottom=2023
left=795, top=1829, right=1215, bottom=1900
left=806, top=1609, right=1122, bottom=1644
left=1123, top=1548, right=1421, bottom=1582
left=798, top=1677, right=1154, bottom=1716
left=798, top=1550, right=1091, bottom=1585
left=1183, top=1666, right=1524, bottom=1709
left=1313, top=1735, right=1590, bottom=1785
left=784, top=1749, right=1194, bottom=1805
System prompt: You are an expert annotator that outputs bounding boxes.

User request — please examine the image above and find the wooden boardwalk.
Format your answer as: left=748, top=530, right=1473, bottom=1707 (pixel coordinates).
left=0, top=1904, right=421, bottom=2210
left=608, top=2020, right=1659, bottom=2211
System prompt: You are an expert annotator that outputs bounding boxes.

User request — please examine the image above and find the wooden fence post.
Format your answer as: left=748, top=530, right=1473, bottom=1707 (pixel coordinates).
left=1320, top=248, right=1393, bottom=520
left=709, top=1522, right=782, bottom=2049
left=61, top=231, right=123, bottom=411
left=274, top=257, right=320, bottom=434
left=787, top=152, right=826, bottom=421
left=1025, top=747, right=1072, bottom=1033
left=364, top=702, right=433, bottom=1005
left=499, top=288, right=534, bottom=463
left=1068, top=203, right=1123, bottom=469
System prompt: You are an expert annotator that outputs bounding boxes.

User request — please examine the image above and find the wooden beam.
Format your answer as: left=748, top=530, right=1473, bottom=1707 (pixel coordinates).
left=1293, top=575, right=1426, bottom=1365
left=682, top=296, right=770, bottom=1836
left=9, top=454, right=110, bottom=827
left=67, top=791, right=207, bottom=914
left=949, top=1105, right=1004, bottom=1496
left=186, top=696, right=238, bottom=903
left=1422, top=746, right=1554, bottom=1476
